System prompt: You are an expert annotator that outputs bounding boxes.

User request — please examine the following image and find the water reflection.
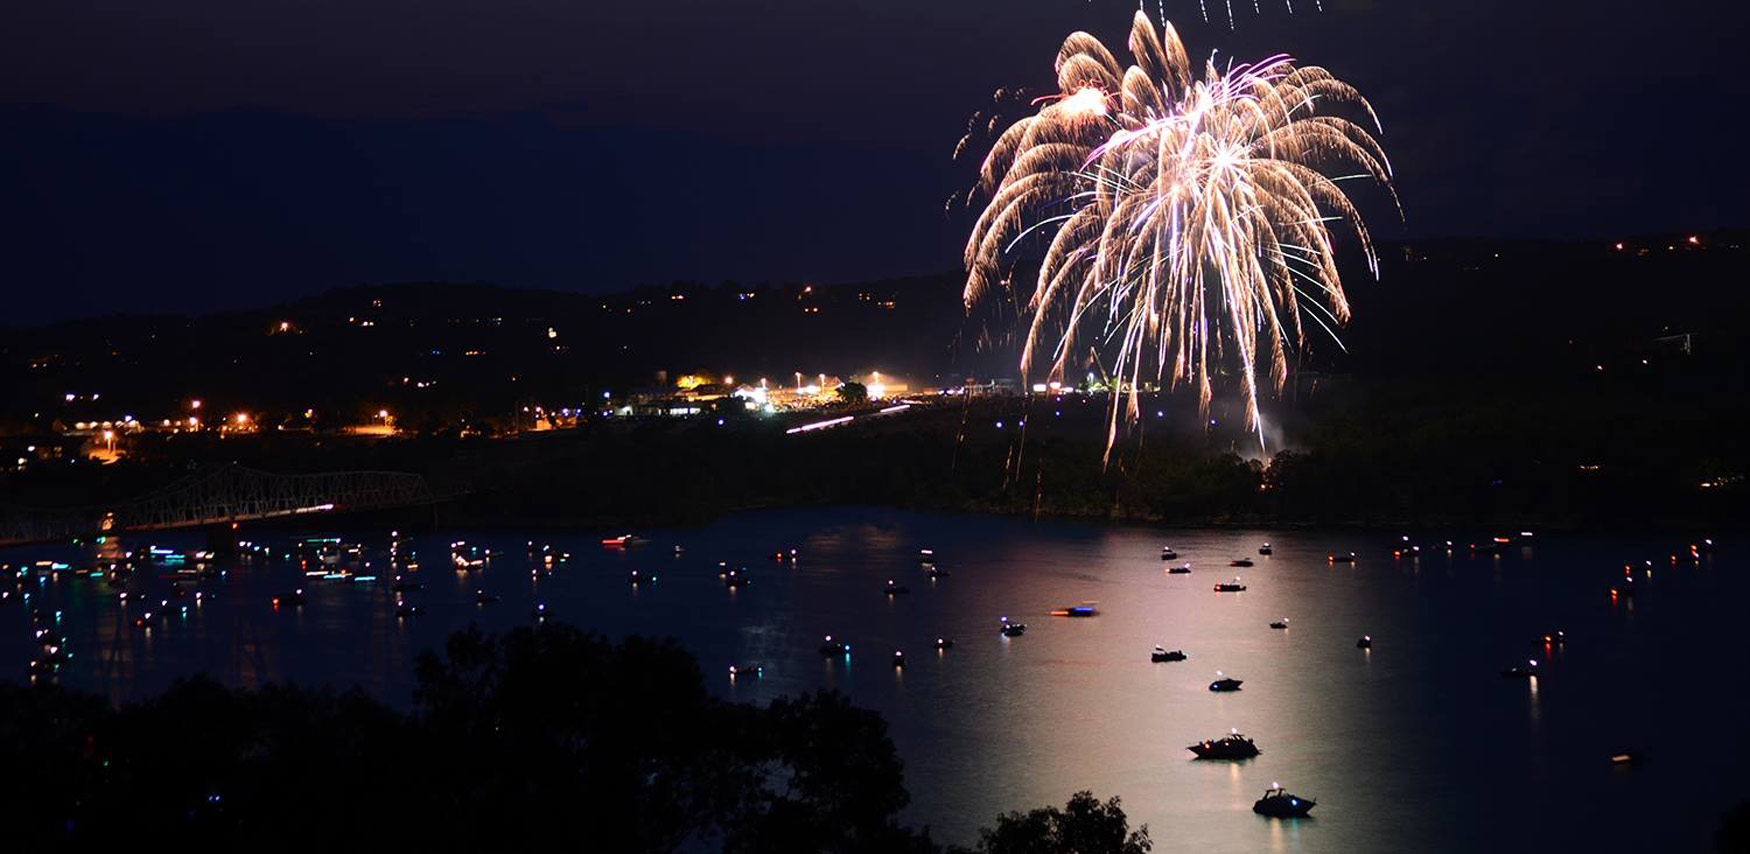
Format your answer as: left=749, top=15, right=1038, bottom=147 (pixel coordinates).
left=2, top=510, right=1745, bottom=851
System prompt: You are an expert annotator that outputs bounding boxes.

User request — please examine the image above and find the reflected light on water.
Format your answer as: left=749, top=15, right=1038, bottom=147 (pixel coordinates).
left=6, top=509, right=1742, bottom=852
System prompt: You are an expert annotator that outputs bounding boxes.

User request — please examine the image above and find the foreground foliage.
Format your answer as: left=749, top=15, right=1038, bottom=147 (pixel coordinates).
left=0, top=624, right=1146, bottom=853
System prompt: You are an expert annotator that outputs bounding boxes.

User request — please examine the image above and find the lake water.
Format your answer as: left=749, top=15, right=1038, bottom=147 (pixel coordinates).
left=4, top=508, right=1746, bottom=852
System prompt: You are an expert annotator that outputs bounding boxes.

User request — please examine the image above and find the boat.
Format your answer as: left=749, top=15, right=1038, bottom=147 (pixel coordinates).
left=1356, top=635, right=1373, bottom=649
left=475, top=590, right=499, bottom=605
left=1209, top=673, right=1244, bottom=692
left=1501, top=658, right=1539, bottom=678
left=1049, top=603, right=1099, bottom=617
left=917, top=548, right=936, bottom=563
left=395, top=600, right=421, bottom=618
left=274, top=589, right=307, bottom=607
left=1000, top=619, right=1027, bottom=637
left=1258, top=544, right=1273, bottom=556
left=819, top=635, right=850, bottom=656
left=1610, top=750, right=1646, bottom=766
left=891, top=650, right=907, bottom=668
left=1328, top=552, right=1356, bottom=564
left=392, top=577, right=423, bottom=592
left=723, top=569, right=749, bottom=589
left=885, top=579, right=911, bottom=595
left=1539, top=630, right=1566, bottom=647
left=1230, top=558, right=1254, bottom=568
left=1253, top=786, right=1316, bottom=818
left=1214, top=578, right=1247, bottom=592
left=600, top=534, right=647, bottom=548
left=935, top=637, right=955, bottom=650
left=1161, top=546, right=1179, bottom=561
left=1167, top=564, right=1192, bottom=574
left=1151, top=646, right=1187, bottom=662
left=532, top=602, right=550, bottom=620
left=673, top=545, right=685, bottom=556
left=727, top=664, right=762, bottom=680
left=927, top=567, right=951, bottom=578
left=1187, top=730, right=1261, bottom=759
left=1269, top=619, right=1289, bottom=630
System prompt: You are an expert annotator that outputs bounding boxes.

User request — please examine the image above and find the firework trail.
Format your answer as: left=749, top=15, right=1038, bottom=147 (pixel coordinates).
left=962, top=12, right=1395, bottom=455
left=1132, top=0, right=1324, bottom=30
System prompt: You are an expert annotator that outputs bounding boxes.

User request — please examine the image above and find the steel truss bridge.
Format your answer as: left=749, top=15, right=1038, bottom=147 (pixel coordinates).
left=1, top=465, right=438, bottom=547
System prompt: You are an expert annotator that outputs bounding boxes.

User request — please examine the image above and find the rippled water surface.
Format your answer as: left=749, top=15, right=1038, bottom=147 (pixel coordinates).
left=4, top=508, right=1745, bottom=852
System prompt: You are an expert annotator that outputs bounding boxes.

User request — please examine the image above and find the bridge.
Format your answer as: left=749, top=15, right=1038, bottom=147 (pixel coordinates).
left=0, top=465, right=440, bottom=547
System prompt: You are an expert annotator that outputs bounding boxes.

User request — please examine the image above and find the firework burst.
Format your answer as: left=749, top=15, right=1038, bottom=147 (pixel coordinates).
left=962, top=11, right=1395, bottom=454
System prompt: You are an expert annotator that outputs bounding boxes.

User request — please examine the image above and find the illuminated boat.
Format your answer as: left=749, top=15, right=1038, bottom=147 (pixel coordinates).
left=1538, top=630, right=1566, bottom=647
left=1253, top=786, right=1315, bottom=818
left=885, top=579, right=911, bottom=595
left=1209, top=673, right=1244, bottom=692
left=1501, top=658, right=1539, bottom=678
left=1049, top=603, right=1098, bottom=617
left=727, top=664, right=762, bottom=680
left=1258, top=543, right=1273, bottom=556
left=1167, top=564, right=1192, bottom=574
left=475, top=590, right=499, bottom=605
left=274, top=589, right=306, bottom=607
left=1214, top=578, right=1247, bottom=592
left=935, top=637, right=955, bottom=650
left=818, top=635, right=850, bottom=656
left=1160, top=546, right=1178, bottom=560
left=891, top=650, right=907, bottom=668
left=999, top=619, right=1027, bottom=637
left=1356, top=635, right=1373, bottom=649
left=927, top=567, right=951, bottom=579
left=1328, top=552, right=1356, bottom=564
left=917, top=548, right=936, bottom=563
left=1269, top=619, right=1289, bottom=630
left=1187, top=731, right=1260, bottom=759
left=395, top=599, right=421, bottom=618
left=600, top=534, right=647, bottom=548
left=1151, top=646, right=1187, bottom=662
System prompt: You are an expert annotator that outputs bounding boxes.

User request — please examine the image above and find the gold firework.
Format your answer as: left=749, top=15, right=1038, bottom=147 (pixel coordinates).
left=963, top=12, right=1395, bottom=452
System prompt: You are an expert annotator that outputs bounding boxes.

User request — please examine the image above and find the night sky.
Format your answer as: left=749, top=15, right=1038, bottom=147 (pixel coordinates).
left=3, top=0, right=1745, bottom=322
